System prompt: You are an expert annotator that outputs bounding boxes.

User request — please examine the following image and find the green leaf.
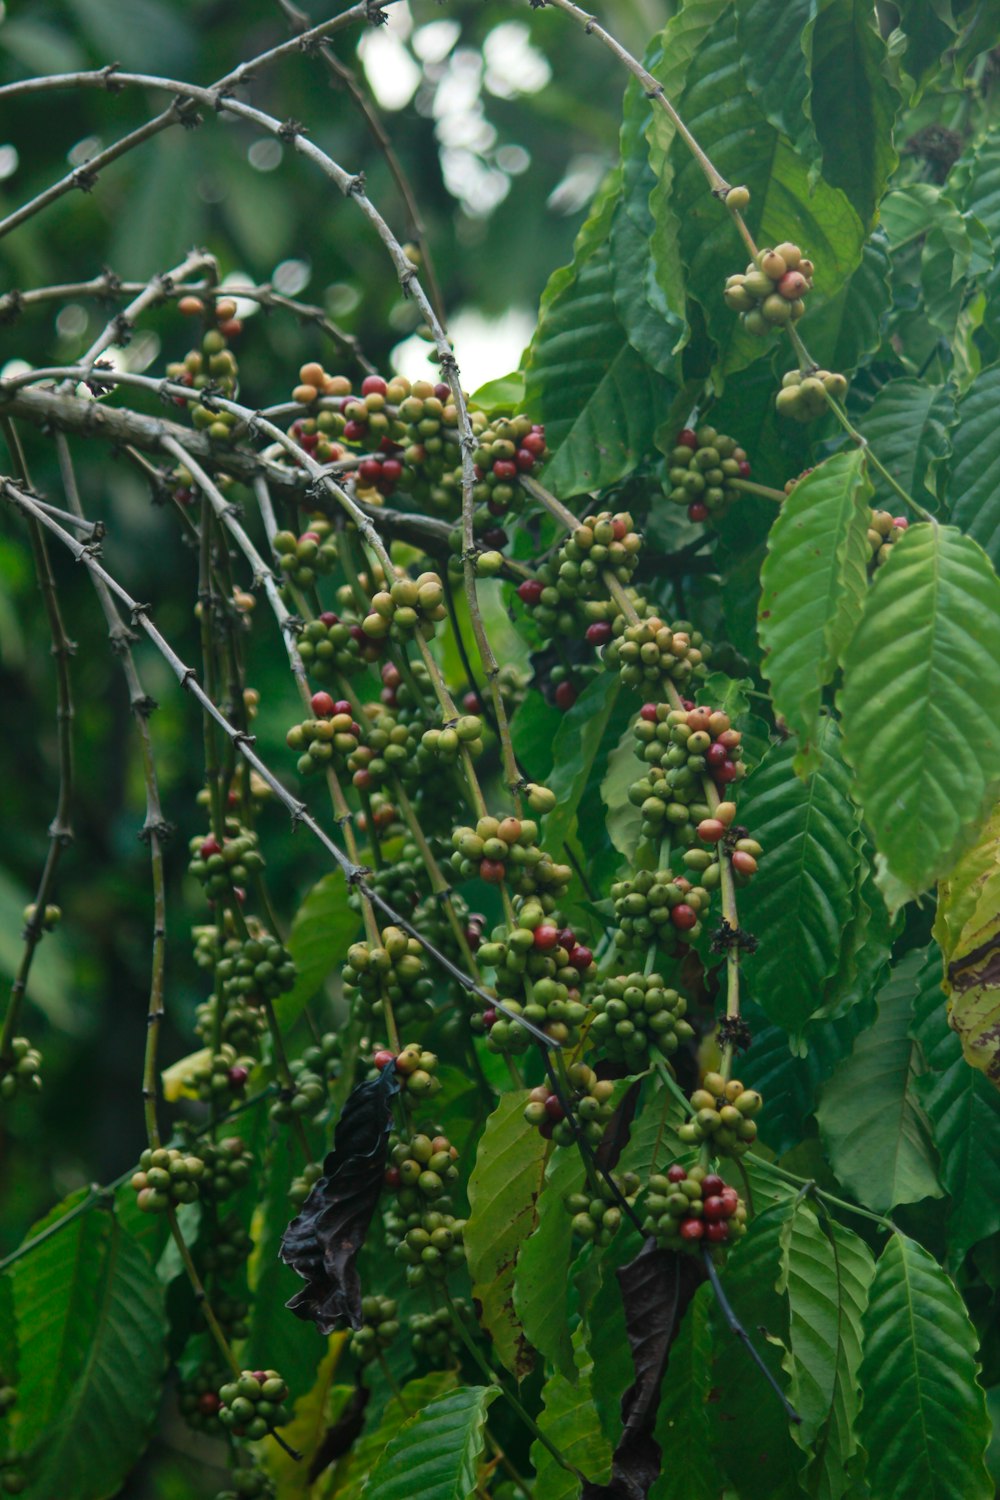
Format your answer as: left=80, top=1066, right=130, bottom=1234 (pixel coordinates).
left=911, top=948, right=1000, bottom=1262
left=857, top=1233, right=993, bottom=1500
left=583, top=1226, right=645, bottom=1447
left=839, top=522, right=1000, bottom=903
left=667, top=5, right=864, bottom=379
left=948, top=362, right=1000, bottom=567
left=646, top=0, right=726, bottom=343
left=737, top=722, right=864, bottom=1040
left=531, top=1346, right=612, bottom=1499
left=613, top=70, right=684, bottom=377
left=245, top=1139, right=324, bottom=1402
left=9, top=1209, right=166, bottom=1499
left=525, top=176, right=673, bottom=493
left=737, top=0, right=899, bottom=229
left=804, top=228, right=892, bottom=377
left=333, top=1372, right=458, bottom=1500
left=778, top=1200, right=875, bottom=1499
left=649, top=1283, right=714, bottom=1500
left=858, top=378, right=957, bottom=512
left=759, top=450, right=872, bottom=768
left=513, top=1148, right=585, bottom=1383
left=808, top=0, right=901, bottom=226
left=261, top=1340, right=352, bottom=1500
left=366, top=1385, right=498, bottom=1500
left=274, top=868, right=361, bottom=1030
left=811, top=832, right=899, bottom=1025
left=600, top=723, right=643, bottom=864
left=472, top=371, right=526, bottom=413
left=817, top=950, right=943, bottom=1212
left=464, top=1092, right=548, bottom=1378
left=709, top=1203, right=805, bottom=1500
left=544, top=671, right=622, bottom=858
left=617, top=1075, right=686, bottom=1181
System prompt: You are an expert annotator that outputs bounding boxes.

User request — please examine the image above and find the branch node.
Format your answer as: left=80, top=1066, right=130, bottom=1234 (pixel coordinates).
left=72, top=166, right=99, bottom=193
left=0, top=290, right=23, bottom=326
left=140, top=816, right=174, bottom=845
left=232, top=731, right=257, bottom=749
left=345, top=171, right=366, bottom=197
left=716, top=1016, right=753, bottom=1054
left=710, top=918, right=758, bottom=955
left=100, top=62, right=124, bottom=92
left=278, top=118, right=308, bottom=143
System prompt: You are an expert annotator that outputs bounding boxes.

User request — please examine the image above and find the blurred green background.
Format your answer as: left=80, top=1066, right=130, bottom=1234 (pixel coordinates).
left=0, top=0, right=665, bottom=1252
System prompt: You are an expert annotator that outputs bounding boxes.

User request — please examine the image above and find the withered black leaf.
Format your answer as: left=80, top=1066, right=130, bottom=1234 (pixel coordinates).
left=280, top=1062, right=399, bottom=1333
left=583, top=1238, right=706, bottom=1500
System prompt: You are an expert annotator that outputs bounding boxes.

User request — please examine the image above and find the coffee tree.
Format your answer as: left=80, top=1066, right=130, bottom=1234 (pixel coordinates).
left=2, top=2, right=1000, bottom=1498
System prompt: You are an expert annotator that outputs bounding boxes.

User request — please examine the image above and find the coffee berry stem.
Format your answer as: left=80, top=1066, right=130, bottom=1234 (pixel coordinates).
left=442, top=1286, right=584, bottom=1481
left=784, top=325, right=933, bottom=521
left=392, top=779, right=482, bottom=975
left=166, top=1206, right=241, bottom=1379
left=730, top=478, right=786, bottom=504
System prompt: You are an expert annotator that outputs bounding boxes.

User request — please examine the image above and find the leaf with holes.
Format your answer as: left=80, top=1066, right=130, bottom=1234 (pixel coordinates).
left=513, top=1146, right=586, bottom=1383
left=839, top=523, right=1000, bottom=904
left=758, top=451, right=872, bottom=771
left=532, top=1342, right=612, bottom=1500
left=464, top=1091, right=547, bottom=1378
left=817, top=950, right=943, bottom=1211
left=910, top=947, right=1000, bottom=1259
left=857, top=1233, right=992, bottom=1500
left=736, top=721, right=863, bottom=1041
left=8, top=1208, right=166, bottom=1500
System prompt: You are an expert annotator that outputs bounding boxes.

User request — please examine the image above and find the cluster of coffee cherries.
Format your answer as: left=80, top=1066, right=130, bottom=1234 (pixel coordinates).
left=198, top=1136, right=253, bottom=1200
left=676, top=1071, right=762, bottom=1156
left=349, top=1296, right=400, bottom=1366
left=200, top=1214, right=253, bottom=1283
left=644, top=1164, right=748, bottom=1253
left=195, top=994, right=267, bottom=1052
left=289, top=1160, right=323, bottom=1207
left=295, top=611, right=367, bottom=681
left=344, top=933, right=433, bottom=1032
left=383, top=1129, right=466, bottom=1286
left=169, top=295, right=243, bottom=443
left=214, top=1468, right=275, bottom=1500
left=775, top=367, right=848, bottom=421
left=611, top=868, right=713, bottom=958
left=450, top=814, right=571, bottom=899
left=690, top=803, right=763, bottom=886
left=217, top=1370, right=290, bottom=1440
left=471, top=414, right=549, bottom=517
left=420, top=712, right=486, bottom=767
left=632, top=703, right=749, bottom=841
left=588, top=973, right=695, bottom=1067
left=523, top=1062, right=616, bottom=1145
left=22, top=901, right=61, bottom=932
left=388, top=1042, right=443, bottom=1108
left=475, top=904, right=592, bottom=1048
left=724, top=242, right=814, bottom=335
left=514, top=511, right=642, bottom=644
left=603, top=616, right=711, bottom=692
left=217, top=931, right=296, bottom=1004
left=131, top=1147, right=205, bottom=1214
left=182, top=1044, right=254, bottom=1103
left=269, top=1057, right=328, bottom=1123
left=286, top=693, right=364, bottom=778
left=867, top=510, right=909, bottom=569
left=664, top=425, right=751, bottom=523
left=0, top=1037, right=43, bottom=1100
left=562, top=1171, right=640, bottom=1246
left=178, top=1362, right=228, bottom=1434
left=361, top=571, right=447, bottom=642
left=409, top=1303, right=469, bottom=1367
left=271, top=516, right=339, bottom=590
left=187, top=824, right=264, bottom=897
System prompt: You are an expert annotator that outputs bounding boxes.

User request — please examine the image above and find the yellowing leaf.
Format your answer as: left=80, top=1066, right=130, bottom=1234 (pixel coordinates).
left=940, top=863, right=1000, bottom=1090
left=262, top=1335, right=350, bottom=1499
left=160, top=1047, right=211, bottom=1102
